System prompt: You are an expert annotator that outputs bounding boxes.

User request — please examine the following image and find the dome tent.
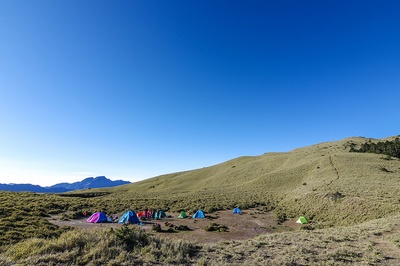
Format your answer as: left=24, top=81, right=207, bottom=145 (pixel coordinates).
left=192, top=210, right=205, bottom=219
left=154, top=209, right=166, bottom=219
left=86, top=212, right=108, bottom=223
left=178, top=211, right=187, bottom=218
left=296, top=216, right=308, bottom=224
left=232, top=207, right=242, bottom=214
left=118, top=210, right=139, bottom=224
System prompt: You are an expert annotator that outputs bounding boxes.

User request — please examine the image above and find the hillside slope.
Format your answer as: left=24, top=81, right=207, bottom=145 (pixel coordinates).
left=103, top=136, right=400, bottom=226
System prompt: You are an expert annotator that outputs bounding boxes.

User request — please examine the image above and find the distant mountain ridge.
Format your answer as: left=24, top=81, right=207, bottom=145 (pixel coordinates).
left=0, top=176, right=130, bottom=193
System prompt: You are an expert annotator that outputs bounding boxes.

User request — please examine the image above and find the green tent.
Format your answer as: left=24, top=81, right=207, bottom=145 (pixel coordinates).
left=154, top=209, right=166, bottom=219
left=296, top=216, right=308, bottom=224
left=178, top=211, right=187, bottom=218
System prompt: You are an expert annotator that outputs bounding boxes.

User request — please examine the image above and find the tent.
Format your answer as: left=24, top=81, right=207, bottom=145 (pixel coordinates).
left=118, top=210, right=139, bottom=224
left=178, top=211, right=187, bottom=218
left=192, top=210, right=205, bottom=219
left=86, top=212, right=108, bottom=223
left=154, top=209, right=166, bottom=219
left=296, top=216, right=308, bottom=224
left=232, top=207, right=242, bottom=214
left=137, top=210, right=152, bottom=220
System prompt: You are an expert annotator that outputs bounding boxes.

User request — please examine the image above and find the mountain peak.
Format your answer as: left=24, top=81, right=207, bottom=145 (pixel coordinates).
left=0, top=176, right=131, bottom=193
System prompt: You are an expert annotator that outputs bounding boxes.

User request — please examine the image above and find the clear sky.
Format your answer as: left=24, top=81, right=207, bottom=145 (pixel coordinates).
left=1, top=1, right=399, bottom=186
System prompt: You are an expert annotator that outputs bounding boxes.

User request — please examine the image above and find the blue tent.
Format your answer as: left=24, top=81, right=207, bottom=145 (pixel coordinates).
left=118, top=210, right=139, bottom=224
left=192, top=210, right=205, bottom=219
left=232, top=207, right=242, bottom=214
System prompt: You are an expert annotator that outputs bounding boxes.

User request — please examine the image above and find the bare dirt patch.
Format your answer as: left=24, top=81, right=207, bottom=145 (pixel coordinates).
left=49, top=209, right=301, bottom=244
left=369, top=224, right=400, bottom=265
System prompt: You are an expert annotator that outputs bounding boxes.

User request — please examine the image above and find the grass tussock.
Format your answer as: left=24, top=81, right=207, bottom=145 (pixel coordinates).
left=1, top=226, right=200, bottom=265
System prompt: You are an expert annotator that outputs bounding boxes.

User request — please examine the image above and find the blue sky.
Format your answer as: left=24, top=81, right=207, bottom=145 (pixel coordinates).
left=1, top=1, right=399, bottom=186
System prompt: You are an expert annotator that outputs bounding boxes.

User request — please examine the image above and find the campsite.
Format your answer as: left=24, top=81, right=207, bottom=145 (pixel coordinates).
left=49, top=208, right=299, bottom=244
left=1, top=136, right=400, bottom=265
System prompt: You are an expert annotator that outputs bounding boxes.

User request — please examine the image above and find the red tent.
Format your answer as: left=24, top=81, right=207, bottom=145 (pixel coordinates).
left=137, top=210, right=152, bottom=219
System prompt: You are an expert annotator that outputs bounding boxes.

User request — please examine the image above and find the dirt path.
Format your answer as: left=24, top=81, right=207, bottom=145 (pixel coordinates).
left=327, top=155, right=340, bottom=186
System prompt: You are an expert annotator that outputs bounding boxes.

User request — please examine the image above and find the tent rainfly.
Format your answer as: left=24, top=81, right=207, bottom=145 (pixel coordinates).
left=178, top=211, right=187, bottom=218
left=192, top=210, right=205, bottom=219
left=86, top=212, right=108, bottom=223
left=296, top=216, right=308, bottom=224
left=154, top=209, right=166, bottom=219
left=118, top=210, right=139, bottom=224
left=232, top=207, right=242, bottom=214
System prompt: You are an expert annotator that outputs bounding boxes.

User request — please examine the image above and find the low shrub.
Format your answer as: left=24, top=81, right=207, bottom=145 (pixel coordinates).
left=204, top=223, right=229, bottom=232
left=274, top=212, right=287, bottom=224
left=151, top=223, right=162, bottom=232
left=112, top=225, right=149, bottom=251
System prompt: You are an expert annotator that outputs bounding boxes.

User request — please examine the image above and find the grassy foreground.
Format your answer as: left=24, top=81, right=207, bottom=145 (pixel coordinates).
left=1, top=216, right=399, bottom=265
left=1, top=136, right=400, bottom=264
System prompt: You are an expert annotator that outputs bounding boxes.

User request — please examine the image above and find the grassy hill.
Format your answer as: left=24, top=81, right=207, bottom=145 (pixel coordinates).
left=1, top=135, right=400, bottom=264
left=103, top=136, right=400, bottom=226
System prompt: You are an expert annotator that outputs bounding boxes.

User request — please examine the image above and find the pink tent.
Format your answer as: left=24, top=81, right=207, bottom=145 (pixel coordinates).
left=86, top=212, right=108, bottom=223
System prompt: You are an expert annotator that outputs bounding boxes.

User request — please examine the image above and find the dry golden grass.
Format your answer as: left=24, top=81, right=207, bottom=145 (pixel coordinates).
left=99, top=136, right=400, bottom=227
